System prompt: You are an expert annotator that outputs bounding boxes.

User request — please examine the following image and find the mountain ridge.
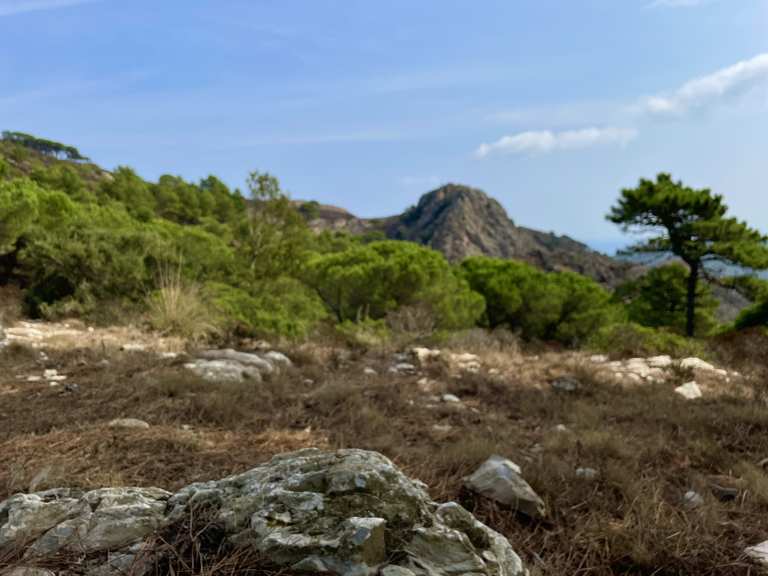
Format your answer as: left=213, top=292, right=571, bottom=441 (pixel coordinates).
left=300, top=183, right=636, bottom=287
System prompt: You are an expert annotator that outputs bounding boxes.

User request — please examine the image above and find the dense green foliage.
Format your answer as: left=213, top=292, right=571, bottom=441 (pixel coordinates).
left=614, top=264, right=718, bottom=337
left=305, top=241, right=485, bottom=330
left=460, top=256, right=621, bottom=345
left=588, top=322, right=706, bottom=359
left=609, top=173, right=768, bottom=336
left=4, top=135, right=767, bottom=345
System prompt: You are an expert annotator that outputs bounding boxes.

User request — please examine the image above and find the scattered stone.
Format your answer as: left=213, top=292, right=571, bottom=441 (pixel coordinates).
left=26, top=376, right=42, bottom=383
left=680, top=357, right=716, bottom=372
left=363, top=367, right=378, bottom=376
left=745, top=540, right=768, bottom=566
left=432, top=424, right=453, bottom=434
left=589, top=354, right=608, bottom=363
left=647, top=355, right=673, bottom=368
left=199, top=349, right=274, bottom=373
left=185, top=359, right=263, bottom=383
left=159, top=352, right=178, bottom=359
left=554, top=424, right=569, bottom=433
left=450, top=352, right=482, bottom=373
left=682, top=490, right=704, bottom=510
left=441, top=393, right=461, bottom=404
left=675, top=381, right=702, bottom=400
left=390, top=362, right=418, bottom=375
left=264, top=350, right=292, bottom=368
left=120, top=343, right=146, bottom=352
left=464, top=455, right=546, bottom=519
left=416, top=377, right=440, bottom=394
left=3, top=568, right=56, bottom=576
left=575, top=467, right=599, bottom=481
left=108, top=418, right=150, bottom=430
left=43, top=369, right=66, bottom=382
left=411, top=347, right=441, bottom=365
left=550, top=376, right=580, bottom=393
left=0, top=449, right=527, bottom=576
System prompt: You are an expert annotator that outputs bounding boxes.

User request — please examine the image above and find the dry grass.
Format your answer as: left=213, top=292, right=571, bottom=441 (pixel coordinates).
left=2, top=334, right=768, bottom=574
left=146, top=262, right=220, bottom=342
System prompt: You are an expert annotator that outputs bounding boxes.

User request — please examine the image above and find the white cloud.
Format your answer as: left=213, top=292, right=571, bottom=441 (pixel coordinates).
left=645, top=53, right=768, bottom=115
left=475, top=127, right=637, bottom=158
left=0, top=0, right=97, bottom=17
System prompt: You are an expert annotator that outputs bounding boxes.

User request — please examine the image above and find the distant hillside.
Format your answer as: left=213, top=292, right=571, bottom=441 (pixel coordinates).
left=301, top=184, right=637, bottom=287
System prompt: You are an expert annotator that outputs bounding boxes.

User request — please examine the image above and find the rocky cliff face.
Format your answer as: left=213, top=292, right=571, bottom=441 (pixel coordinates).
left=302, top=184, right=635, bottom=286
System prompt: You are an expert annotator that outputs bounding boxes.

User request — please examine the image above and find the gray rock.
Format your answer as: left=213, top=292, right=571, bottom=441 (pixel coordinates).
left=441, top=393, right=461, bottom=404
left=1, top=450, right=526, bottom=576
left=464, top=456, right=546, bottom=519
left=550, top=376, right=580, bottom=393
left=184, top=359, right=263, bottom=383
left=3, top=568, right=56, bottom=576
left=746, top=540, right=768, bottom=566
left=575, top=467, right=598, bottom=481
left=0, top=487, right=170, bottom=557
left=198, top=349, right=274, bottom=373
left=390, top=362, right=418, bottom=375
left=682, top=490, right=704, bottom=510
left=166, top=449, right=526, bottom=575
left=674, top=381, right=702, bottom=400
left=108, top=418, right=150, bottom=430
left=264, top=350, right=292, bottom=368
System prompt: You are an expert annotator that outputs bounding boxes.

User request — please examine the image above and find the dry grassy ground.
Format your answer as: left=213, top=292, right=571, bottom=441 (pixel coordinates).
left=2, top=326, right=768, bottom=575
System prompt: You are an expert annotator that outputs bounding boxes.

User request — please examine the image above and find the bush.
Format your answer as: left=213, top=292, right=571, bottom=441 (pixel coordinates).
left=588, top=322, right=707, bottom=358
left=734, top=300, right=768, bottom=331
left=614, top=264, right=718, bottom=336
left=146, top=263, right=221, bottom=341
left=461, top=256, right=620, bottom=345
left=305, top=240, right=484, bottom=330
left=207, top=278, right=327, bottom=341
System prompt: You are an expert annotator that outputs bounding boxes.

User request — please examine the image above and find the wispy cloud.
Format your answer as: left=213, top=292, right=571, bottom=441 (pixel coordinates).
left=647, top=0, right=715, bottom=8
left=475, top=127, right=637, bottom=158
left=644, top=53, right=768, bottom=115
left=0, top=0, right=98, bottom=17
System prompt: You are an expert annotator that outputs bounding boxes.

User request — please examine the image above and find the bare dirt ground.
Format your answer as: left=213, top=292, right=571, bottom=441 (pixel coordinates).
left=2, top=320, right=768, bottom=575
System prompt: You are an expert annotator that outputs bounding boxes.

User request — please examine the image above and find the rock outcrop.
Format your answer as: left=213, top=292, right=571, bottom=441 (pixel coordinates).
left=300, top=184, right=635, bottom=287
left=0, top=449, right=527, bottom=576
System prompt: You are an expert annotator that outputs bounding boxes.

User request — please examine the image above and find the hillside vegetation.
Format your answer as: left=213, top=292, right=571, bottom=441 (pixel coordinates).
left=1, top=133, right=768, bottom=352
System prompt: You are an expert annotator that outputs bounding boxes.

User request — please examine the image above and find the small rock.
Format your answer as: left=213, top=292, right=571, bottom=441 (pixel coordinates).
left=554, top=424, right=569, bottom=433
left=745, top=540, right=768, bottom=566
left=680, top=357, right=716, bottom=372
left=575, top=467, right=599, bottom=481
left=108, top=418, right=150, bottom=430
left=550, top=376, right=580, bottom=392
left=26, top=376, right=42, bottom=383
left=159, top=352, right=178, bottom=359
left=432, top=424, right=453, bottom=434
left=464, top=455, right=546, bottom=518
left=411, top=347, right=441, bottom=365
left=441, top=393, right=461, bottom=404
left=390, top=362, right=417, bottom=375
left=3, top=568, right=56, bottom=576
left=682, top=490, right=704, bottom=509
left=589, top=354, right=608, bottom=363
left=363, top=367, right=378, bottom=376
left=647, top=355, right=673, bottom=368
left=264, top=351, right=292, bottom=367
left=120, top=343, right=146, bottom=352
left=675, top=381, right=702, bottom=400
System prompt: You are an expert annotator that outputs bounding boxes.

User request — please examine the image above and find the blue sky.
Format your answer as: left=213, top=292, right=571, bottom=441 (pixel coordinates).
left=1, top=0, right=767, bottom=253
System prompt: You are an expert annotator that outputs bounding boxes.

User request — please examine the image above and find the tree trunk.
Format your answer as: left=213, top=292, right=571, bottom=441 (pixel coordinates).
left=685, top=262, right=699, bottom=338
